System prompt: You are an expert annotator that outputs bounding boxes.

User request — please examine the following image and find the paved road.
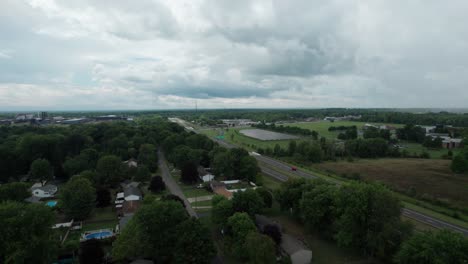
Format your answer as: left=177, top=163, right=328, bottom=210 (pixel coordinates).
left=209, top=130, right=468, bottom=235
left=173, top=121, right=468, bottom=235
left=157, top=150, right=198, bottom=218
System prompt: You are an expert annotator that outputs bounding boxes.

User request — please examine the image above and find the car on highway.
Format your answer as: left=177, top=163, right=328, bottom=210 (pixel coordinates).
left=291, top=166, right=297, bottom=171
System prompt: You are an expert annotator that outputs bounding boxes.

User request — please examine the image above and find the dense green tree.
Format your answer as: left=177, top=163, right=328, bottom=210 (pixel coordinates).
left=395, top=230, right=468, bottom=264
left=138, top=144, right=158, bottom=171
left=181, top=161, right=199, bottom=184
left=96, top=155, right=124, bottom=186
left=113, top=200, right=188, bottom=262
left=0, top=202, right=57, bottom=263
left=149, top=175, right=165, bottom=193
left=275, top=178, right=307, bottom=212
left=300, top=181, right=337, bottom=236
left=212, top=195, right=234, bottom=227
left=79, top=239, right=104, bottom=264
left=60, top=177, right=96, bottom=219
left=173, top=218, right=216, bottom=263
left=30, top=158, right=53, bottom=184
left=256, top=187, right=273, bottom=208
left=239, top=156, right=260, bottom=182
left=451, top=153, right=468, bottom=173
left=335, top=183, right=407, bottom=258
left=244, top=232, right=276, bottom=264
left=107, top=133, right=128, bottom=159
left=95, top=188, right=111, bottom=208
left=64, top=133, right=90, bottom=156
left=226, top=212, right=258, bottom=258
left=63, top=148, right=99, bottom=177
left=232, top=189, right=265, bottom=217
left=263, top=224, right=282, bottom=245
left=0, top=182, right=30, bottom=202
left=134, top=165, right=151, bottom=182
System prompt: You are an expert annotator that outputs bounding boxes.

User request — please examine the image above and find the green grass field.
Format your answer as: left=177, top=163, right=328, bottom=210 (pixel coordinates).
left=400, top=141, right=461, bottom=159
left=282, top=120, right=404, bottom=139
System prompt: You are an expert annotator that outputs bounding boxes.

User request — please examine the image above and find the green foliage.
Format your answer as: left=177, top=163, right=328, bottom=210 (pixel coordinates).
left=0, top=201, right=57, bottom=263
left=300, top=181, right=337, bottom=236
left=451, top=152, right=468, bottom=173
left=334, top=183, right=405, bottom=257
left=63, top=148, right=98, bottom=177
left=112, top=200, right=189, bottom=262
left=226, top=212, right=258, bottom=258
left=397, top=124, right=426, bottom=143
left=181, top=161, right=199, bottom=184
left=96, top=155, right=124, bottom=186
left=138, top=144, right=158, bottom=171
left=232, top=189, right=265, bottom=217
left=30, top=158, right=53, bottom=184
left=255, top=187, right=273, bottom=208
left=173, top=218, right=216, bottom=263
left=211, top=196, right=234, bottom=227
left=134, top=165, right=151, bottom=182
left=395, top=230, right=468, bottom=264
left=275, top=178, right=307, bottom=212
left=79, top=239, right=104, bottom=264
left=149, top=175, right=165, bottom=193
left=60, top=177, right=96, bottom=219
left=244, top=232, right=276, bottom=264
left=0, top=182, right=30, bottom=202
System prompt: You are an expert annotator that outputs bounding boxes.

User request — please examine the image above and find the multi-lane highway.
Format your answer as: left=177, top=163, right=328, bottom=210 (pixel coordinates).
left=171, top=118, right=468, bottom=235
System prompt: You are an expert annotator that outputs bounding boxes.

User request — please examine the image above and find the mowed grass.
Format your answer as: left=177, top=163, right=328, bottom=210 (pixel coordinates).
left=315, top=158, right=468, bottom=210
left=400, top=141, right=461, bottom=159
left=283, top=120, right=404, bottom=139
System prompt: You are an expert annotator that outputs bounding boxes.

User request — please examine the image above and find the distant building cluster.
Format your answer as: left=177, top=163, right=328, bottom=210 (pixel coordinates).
left=0, top=112, right=134, bottom=126
left=423, top=125, right=464, bottom=149
left=323, top=115, right=362, bottom=122
left=221, top=119, right=259, bottom=127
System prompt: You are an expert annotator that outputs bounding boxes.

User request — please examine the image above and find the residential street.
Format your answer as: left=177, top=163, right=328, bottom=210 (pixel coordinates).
left=157, top=150, right=198, bottom=218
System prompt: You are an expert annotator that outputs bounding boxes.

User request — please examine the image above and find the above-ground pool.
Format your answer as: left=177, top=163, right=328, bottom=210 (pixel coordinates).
left=83, top=230, right=113, bottom=240
left=46, top=200, right=58, bottom=207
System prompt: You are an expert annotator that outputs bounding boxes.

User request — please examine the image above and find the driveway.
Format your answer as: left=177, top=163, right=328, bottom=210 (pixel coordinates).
left=157, top=150, right=198, bottom=218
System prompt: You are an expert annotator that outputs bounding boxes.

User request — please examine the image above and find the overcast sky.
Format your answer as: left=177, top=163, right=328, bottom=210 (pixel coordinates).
left=1, top=0, right=467, bottom=110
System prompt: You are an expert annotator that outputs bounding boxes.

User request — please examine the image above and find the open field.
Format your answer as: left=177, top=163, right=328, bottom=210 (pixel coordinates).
left=239, top=128, right=299, bottom=141
left=400, top=141, right=461, bottom=159
left=283, top=120, right=404, bottom=139
left=315, top=158, right=468, bottom=210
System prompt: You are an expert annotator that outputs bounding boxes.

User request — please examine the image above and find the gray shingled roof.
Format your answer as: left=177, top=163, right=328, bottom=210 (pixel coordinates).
left=124, top=186, right=142, bottom=197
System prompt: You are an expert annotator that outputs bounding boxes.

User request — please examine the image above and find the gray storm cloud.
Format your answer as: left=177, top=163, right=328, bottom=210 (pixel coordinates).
left=0, top=0, right=467, bottom=110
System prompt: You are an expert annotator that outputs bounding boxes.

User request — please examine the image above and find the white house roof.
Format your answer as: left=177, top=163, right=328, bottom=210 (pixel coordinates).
left=116, top=192, right=124, bottom=199
left=31, top=184, right=57, bottom=194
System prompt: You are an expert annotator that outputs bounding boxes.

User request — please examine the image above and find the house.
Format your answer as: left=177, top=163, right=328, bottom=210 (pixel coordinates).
left=124, top=158, right=138, bottom=168
left=124, top=186, right=142, bottom=201
left=31, top=184, right=57, bottom=198
left=198, top=166, right=215, bottom=182
left=281, top=235, right=313, bottom=264
left=200, top=174, right=215, bottom=183
left=442, top=138, right=463, bottom=149
left=210, top=181, right=233, bottom=199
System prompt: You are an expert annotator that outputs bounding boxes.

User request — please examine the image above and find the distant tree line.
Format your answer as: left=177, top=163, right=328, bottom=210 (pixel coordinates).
left=253, top=122, right=318, bottom=139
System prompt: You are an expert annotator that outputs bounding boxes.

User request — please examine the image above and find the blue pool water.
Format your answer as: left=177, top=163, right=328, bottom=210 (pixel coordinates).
left=46, top=200, right=57, bottom=207
left=84, top=231, right=113, bottom=240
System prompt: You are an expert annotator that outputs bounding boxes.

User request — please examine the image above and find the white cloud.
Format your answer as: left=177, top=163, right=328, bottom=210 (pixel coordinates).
left=0, top=0, right=467, bottom=109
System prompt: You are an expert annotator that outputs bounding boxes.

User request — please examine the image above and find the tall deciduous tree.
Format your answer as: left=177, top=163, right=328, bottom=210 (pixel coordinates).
left=0, top=182, right=30, bottom=202
left=181, top=161, right=199, bottom=184
left=30, top=158, right=53, bottom=184
left=79, top=239, right=104, bottom=264
left=244, top=232, right=276, bottom=264
left=60, top=177, right=96, bottom=219
left=0, top=202, right=57, bottom=263
left=96, top=155, right=123, bottom=186
left=226, top=212, right=257, bottom=257
left=395, top=230, right=468, bottom=264
left=138, top=144, right=158, bottom=171
left=149, top=175, right=165, bottom=193
left=173, top=218, right=216, bottom=263
left=232, top=189, right=264, bottom=217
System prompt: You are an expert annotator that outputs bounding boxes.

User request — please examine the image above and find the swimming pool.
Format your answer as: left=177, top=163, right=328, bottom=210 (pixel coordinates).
left=46, top=200, right=58, bottom=207
left=84, top=231, right=113, bottom=240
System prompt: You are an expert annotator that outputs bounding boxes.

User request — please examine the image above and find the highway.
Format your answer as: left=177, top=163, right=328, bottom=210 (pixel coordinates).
left=170, top=118, right=468, bottom=235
